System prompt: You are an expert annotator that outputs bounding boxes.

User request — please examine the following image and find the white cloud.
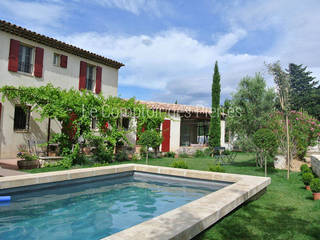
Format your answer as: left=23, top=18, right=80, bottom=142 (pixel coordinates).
left=61, top=28, right=273, bottom=105
left=0, top=0, right=66, bottom=30
left=95, top=0, right=165, bottom=16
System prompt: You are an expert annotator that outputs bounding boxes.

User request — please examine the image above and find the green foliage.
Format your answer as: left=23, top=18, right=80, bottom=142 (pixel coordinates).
left=92, top=162, right=109, bottom=167
left=229, top=73, right=276, bottom=150
left=115, top=151, right=129, bottom=162
left=131, top=154, right=141, bottom=162
left=17, top=152, right=39, bottom=161
left=253, top=128, right=278, bottom=173
left=310, top=178, right=320, bottom=193
left=165, top=151, right=176, bottom=158
left=0, top=84, right=166, bottom=167
left=87, top=135, right=113, bottom=163
left=209, top=164, right=225, bottom=173
left=302, top=172, right=314, bottom=186
left=59, top=156, right=73, bottom=168
left=269, top=111, right=320, bottom=160
left=179, top=153, right=189, bottom=158
left=194, top=149, right=206, bottom=158
left=288, top=63, right=320, bottom=119
left=137, top=129, right=163, bottom=149
left=253, top=128, right=278, bottom=155
left=209, top=61, right=221, bottom=149
left=171, top=160, right=188, bottom=169
left=300, top=164, right=311, bottom=174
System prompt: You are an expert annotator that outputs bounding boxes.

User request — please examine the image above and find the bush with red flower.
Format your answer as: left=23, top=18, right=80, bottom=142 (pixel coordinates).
left=269, top=110, right=320, bottom=160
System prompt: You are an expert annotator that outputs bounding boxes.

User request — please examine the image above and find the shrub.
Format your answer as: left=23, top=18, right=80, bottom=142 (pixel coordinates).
left=300, top=164, right=311, bottom=174
left=115, top=151, right=129, bottom=162
left=194, top=149, right=205, bottom=158
left=17, top=152, right=39, bottom=161
left=165, top=151, right=176, bottom=158
left=269, top=111, right=320, bottom=160
left=179, top=153, right=189, bottom=158
left=209, top=164, right=225, bottom=172
left=204, top=148, right=212, bottom=156
left=253, top=128, right=278, bottom=172
left=171, top=160, right=188, bottom=169
left=310, top=178, right=320, bottom=193
left=302, top=172, right=314, bottom=186
left=223, top=150, right=231, bottom=155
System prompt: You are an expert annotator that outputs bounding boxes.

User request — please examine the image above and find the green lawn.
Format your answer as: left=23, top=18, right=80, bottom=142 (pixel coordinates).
left=25, top=153, right=320, bottom=239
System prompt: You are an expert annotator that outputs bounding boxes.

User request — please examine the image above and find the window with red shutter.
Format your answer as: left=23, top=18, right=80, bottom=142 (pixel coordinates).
left=60, top=55, right=68, bottom=68
left=95, top=66, right=102, bottom=94
left=34, top=47, right=44, bottom=77
left=79, top=61, right=87, bottom=90
left=8, top=39, right=20, bottom=72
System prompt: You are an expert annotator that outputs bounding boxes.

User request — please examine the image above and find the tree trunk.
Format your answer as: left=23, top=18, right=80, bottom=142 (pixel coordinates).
left=47, top=118, right=51, bottom=156
left=264, top=154, right=267, bottom=177
left=285, top=114, right=290, bottom=179
left=146, top=146, right=149, bottom=165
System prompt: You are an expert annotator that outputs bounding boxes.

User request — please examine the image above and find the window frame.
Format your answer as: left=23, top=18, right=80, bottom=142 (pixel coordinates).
left=13, top=105, right=31, bottom=132
left=17, top=43, right=34, bottom=75
left=86, top=64, right=96, bottom=91
left=53, top=53, right=60, bottom=67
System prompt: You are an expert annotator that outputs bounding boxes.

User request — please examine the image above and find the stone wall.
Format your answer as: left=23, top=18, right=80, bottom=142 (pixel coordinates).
left=311, top=155, right=320, bottom=177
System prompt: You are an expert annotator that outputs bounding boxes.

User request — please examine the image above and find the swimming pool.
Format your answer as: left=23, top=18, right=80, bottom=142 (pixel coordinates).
left=0, top=171, right=230, bottom=240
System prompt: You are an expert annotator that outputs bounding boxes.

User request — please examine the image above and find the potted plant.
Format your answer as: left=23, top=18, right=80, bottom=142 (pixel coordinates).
left=17, top=152, right=40, bottom=169
left=302, top=172, right=314, bottom=190
left=310, top=178, right=320, bottom=200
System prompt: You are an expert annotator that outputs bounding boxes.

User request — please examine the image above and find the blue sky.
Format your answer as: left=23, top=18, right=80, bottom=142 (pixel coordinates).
left=1, top=0, right=320, bottom=106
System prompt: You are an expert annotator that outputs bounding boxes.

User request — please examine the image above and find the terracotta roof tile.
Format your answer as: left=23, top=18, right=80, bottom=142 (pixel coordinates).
left=138, top=100, right=212, bottom=114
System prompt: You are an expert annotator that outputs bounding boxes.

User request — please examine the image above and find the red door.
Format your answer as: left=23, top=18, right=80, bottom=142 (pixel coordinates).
left=161, top=120, right=170, bottom=152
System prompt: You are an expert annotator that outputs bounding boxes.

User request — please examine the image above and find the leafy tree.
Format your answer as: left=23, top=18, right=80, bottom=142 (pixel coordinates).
left=209, top=61, right=221, bottom=150
left=288, top=63, right=320, bottom=119
left=137, top=129, right=163, bottom=164
left=267, top=62, right=291, bottom=179
left=228, top=73, right=276, bottom=151
left=253, top=128, right=278, bottom=176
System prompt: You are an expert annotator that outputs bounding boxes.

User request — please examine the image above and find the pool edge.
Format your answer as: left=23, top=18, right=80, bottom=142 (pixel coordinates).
left=0, top=164, right=271, bottom=240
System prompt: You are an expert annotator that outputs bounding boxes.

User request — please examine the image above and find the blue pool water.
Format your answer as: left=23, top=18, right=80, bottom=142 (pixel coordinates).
left=0, top=172, right=228, bottom=240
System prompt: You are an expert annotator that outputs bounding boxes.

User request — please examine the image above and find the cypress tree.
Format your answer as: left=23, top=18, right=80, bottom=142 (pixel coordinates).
left=209, top=61, right=221, bottom=149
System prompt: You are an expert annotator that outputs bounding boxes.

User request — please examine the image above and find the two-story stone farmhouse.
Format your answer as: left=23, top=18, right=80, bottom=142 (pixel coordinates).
left=0, top=20, right=226, bottom=159
left=0, top=20, right=123, bottom=159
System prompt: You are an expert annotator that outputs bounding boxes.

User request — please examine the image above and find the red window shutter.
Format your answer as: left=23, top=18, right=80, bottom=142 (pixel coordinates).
left=0, top=102, right=2, bottom=121
left=60, top=55, right=68, bottom=68
left=79, top=61, right=87, bottom=90
left=34, top=47, right=44, bottom=77
left=8, top=39, right=20, bottom=72
left=95, top=66, right=102, bottom=94
left=161, top=120, right=171, bottom=152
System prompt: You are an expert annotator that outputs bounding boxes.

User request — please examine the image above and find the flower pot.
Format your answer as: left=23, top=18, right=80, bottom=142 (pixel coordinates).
left=306, top=185, right=311, bottom=191
left=17, top=160, right=40, bottom=169
left=313, top=192, right=320, bottom=200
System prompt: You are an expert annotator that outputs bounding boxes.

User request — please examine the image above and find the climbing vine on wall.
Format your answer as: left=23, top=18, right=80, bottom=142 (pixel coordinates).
left=0, top=84, right=166, bottom=156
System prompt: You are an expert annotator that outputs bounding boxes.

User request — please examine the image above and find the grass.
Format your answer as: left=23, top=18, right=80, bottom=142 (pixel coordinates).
left=25, top=153, right=320, bottom=239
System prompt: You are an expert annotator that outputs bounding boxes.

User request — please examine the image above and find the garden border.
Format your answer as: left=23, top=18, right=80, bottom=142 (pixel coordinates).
left=0, top=164, right=271, bottom=240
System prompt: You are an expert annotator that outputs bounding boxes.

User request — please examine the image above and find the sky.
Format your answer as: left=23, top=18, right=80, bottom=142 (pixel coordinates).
left=1, top=0, right=320, bottom=106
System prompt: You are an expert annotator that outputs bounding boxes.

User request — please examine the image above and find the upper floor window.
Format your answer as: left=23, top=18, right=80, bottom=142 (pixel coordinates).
left=14, top=105, right=30, bottom=131
left=86, top=65, right=95, bottom=91
left=53, top=53, right=60, bottom=66
left=18, top=45, right=33, bottom=73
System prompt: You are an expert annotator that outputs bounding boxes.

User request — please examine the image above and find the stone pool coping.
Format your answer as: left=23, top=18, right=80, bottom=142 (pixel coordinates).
left=0, top=164, right=271, bottom=240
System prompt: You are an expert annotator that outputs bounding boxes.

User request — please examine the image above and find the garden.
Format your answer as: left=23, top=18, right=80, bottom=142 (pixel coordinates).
left=1, top=62, right=320, bottom=239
